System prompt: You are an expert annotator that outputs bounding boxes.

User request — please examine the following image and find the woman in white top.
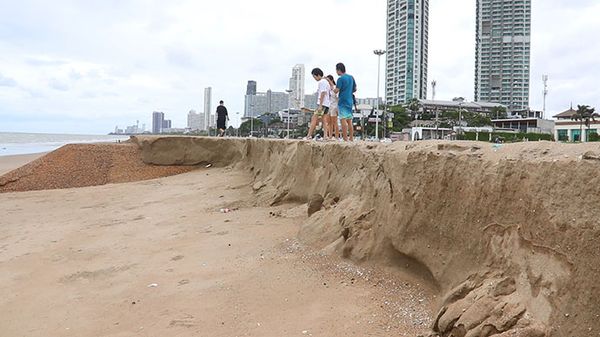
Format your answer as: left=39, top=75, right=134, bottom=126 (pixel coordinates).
left=326, top=75, right=340, bottom=140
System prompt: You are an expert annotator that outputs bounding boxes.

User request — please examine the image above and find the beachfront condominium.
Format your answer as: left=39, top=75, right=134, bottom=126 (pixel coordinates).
left=475, top=0, right=531, bottom=111
left=289, top=64, right=305, bottom=110
left=386, top=0, right=429, bottom=105
left=204, top=87, right=212, bottom=130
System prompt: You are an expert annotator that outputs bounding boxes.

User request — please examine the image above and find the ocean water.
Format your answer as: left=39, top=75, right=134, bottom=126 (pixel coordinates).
left=0, top=132, right=129, bottom=156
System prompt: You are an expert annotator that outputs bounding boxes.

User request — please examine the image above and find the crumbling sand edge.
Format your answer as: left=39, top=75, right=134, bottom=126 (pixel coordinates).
left=132, top=136, right=600, bottom=337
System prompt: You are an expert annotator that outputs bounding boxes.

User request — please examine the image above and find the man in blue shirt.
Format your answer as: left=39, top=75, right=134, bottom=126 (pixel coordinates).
left=334, top=63, right=356, bottom=141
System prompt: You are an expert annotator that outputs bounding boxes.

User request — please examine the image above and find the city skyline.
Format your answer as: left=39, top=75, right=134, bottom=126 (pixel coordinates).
left=0, top=0, right=598, bottom=134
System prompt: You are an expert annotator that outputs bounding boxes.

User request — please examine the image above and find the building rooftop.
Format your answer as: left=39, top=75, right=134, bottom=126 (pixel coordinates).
left=553, top=107, right=577, bottom=119
left=418, top=99, right=506, bottom=109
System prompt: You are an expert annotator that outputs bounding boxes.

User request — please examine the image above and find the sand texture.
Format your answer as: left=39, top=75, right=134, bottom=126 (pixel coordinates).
left=0, top=153, right=433, bottom=337
left=132, top=136, right=600, bottom=337
left=0, top=143, right=197, bottom=193
left=2, top=137, right=600, bottom=337
left=0, top=152, right=45, bottom=176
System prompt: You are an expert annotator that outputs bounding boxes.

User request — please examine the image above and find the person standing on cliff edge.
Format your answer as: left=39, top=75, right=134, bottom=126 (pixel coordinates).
left=216, top=100, right=229, bottom=137
left=334, top=63, right=356, bottom=142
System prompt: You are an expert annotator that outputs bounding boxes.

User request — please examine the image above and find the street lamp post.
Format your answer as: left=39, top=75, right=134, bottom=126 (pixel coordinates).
left=457, top=98, right=465, bottom=138
left=250, top=103, right=255, bottom=138
left=285, top=89, right=293, bottom=139
left=374, top=49, right=386, bottom=140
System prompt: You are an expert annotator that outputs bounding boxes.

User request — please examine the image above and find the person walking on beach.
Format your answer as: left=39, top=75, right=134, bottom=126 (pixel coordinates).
left=216, top=100, right=229, bottom=137
left=305, top=68, right=331, bottom=140
left=334, top=63, right=356, bottom=141
left=326, top=75, right=340, bottom=140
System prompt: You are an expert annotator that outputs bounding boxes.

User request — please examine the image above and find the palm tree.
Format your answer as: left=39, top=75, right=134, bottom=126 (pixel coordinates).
left=572, top=105, right=598, bottom=142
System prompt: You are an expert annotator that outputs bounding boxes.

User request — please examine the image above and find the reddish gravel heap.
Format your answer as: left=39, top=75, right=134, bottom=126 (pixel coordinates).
left=0, top=143, right=198, bottom=193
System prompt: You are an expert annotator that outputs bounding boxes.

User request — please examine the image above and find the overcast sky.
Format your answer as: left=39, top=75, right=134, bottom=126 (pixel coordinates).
left=1, top=0, right=598, bottom=134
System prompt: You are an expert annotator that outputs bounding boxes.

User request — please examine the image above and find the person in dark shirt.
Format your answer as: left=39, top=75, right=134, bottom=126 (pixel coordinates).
left=216, top=100, right=229, bottom=137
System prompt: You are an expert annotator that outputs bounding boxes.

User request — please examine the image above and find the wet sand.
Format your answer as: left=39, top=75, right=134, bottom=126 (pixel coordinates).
left=0, top=152, right=45, bottom=175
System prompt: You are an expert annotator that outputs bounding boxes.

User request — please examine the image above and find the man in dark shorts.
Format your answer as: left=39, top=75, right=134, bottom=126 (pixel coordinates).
left=216, top=100, right=229, bottom=137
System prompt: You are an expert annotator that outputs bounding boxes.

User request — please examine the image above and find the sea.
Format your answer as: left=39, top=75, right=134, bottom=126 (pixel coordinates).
left=0, top=132, right=130, bottom=157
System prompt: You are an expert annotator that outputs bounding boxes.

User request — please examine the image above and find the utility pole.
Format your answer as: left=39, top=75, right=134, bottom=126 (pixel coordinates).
left=431, top=80, right=437, bottom=101
left=542, top=75, right=549, bottom=119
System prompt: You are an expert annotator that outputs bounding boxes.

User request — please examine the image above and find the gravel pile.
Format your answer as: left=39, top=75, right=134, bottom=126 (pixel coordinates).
left=0, top=143, right=197, bottom=193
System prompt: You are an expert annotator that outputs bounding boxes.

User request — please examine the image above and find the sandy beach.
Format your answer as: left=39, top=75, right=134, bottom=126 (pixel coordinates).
left=0, top=152, right=45, bottom=176
left=0, top=152, right=432, bottom=337
left=2, top=137, right=600, bottom=337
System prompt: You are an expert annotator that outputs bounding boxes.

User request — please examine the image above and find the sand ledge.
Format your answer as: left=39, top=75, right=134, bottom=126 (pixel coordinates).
left=132, top=136, right=600, bottom=337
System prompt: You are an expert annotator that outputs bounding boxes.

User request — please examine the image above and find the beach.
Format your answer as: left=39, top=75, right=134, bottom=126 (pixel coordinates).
left=0, top=153, right=45, bottom=175
left=2, top=137, right=600, bottom=337
left=0, top=142, right=432, bottom=337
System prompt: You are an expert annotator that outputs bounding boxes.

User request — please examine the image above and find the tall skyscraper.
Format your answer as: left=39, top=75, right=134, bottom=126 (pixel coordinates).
left=152, top=111, right=164, bottom=134
left=204, top=87, right=212, bottom=130
left=386, top=0, right=429, bottom=105
left=289, top=64, right=305, bottom=109
left=246, top=81, right=257, bottom=96
left=475, top=0, right=531, bottom=111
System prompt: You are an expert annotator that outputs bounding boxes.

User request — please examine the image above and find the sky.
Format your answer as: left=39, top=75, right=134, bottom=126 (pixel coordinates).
left=0, top=0, right=599, bottom=134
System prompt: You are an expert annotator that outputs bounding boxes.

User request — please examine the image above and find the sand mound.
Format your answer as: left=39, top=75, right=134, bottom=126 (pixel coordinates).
left=0, top=143, right=197, bottom=193
left=133, top=136, right=600, bottom=337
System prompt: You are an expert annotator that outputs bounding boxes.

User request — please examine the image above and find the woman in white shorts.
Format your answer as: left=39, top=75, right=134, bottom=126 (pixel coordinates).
left=326, top=75, right=340, bottom=140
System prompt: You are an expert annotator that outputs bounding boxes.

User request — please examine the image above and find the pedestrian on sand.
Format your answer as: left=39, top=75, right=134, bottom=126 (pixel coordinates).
left=304, top=68, right=331, bottom=140
left=216, top=100, right=229, bottom=137
left=334, top=63, right=356, bottom=142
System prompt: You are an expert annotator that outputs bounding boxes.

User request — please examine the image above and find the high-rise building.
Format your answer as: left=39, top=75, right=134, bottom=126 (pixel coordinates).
left=244, top=82, right=289, bottom=117
left=289, top=64, right=305, bottom=110
left=304, top=92, right=319, bottom=110
left=162, top=120, right=172, bottom=129
left=152, top=111, right=164, bottom=134
left=246, top=81, right=257, bottom=96
left=204, top=87, right=212, bottom=130
left=187, top=110, right=204, bottom=131
left=475, top=0, right=531, bottom=111
left=386, top=0, right=429, bottom=105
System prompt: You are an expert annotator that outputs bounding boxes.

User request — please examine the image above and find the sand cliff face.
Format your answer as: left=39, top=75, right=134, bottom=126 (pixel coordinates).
left=133, top=136, right=600, bottom=337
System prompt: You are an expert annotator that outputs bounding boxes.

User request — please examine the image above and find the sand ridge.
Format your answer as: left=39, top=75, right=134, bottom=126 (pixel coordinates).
left=0, top=142, right=197, bottom=193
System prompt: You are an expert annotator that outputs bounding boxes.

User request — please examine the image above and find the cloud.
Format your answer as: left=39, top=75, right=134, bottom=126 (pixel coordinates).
left=0, top=0, right=598, bottom=134
left=48, top=78, right=69, bottom=91
left=0, top=73, right=17, bottom=87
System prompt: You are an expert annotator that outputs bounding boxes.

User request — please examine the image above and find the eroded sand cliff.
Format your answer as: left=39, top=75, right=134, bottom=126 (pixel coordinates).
left=134, top=136, right=600, bottom=337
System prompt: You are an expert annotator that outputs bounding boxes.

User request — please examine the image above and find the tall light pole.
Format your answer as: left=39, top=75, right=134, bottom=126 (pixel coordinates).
left=250, top=103, right=255, bottom=138
left=374, top=49, right=386, bottom=140
left=432, top=80, right=438, bottom=138
left=285, top=89, right=293, bottom=139
left=456, top=97, right=465, bottom=138
left=542, top=75, right=549, bottom=120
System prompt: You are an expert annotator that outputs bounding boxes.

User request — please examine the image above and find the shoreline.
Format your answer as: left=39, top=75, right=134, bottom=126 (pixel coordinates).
left=0, top=152, right=46, bottom=176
